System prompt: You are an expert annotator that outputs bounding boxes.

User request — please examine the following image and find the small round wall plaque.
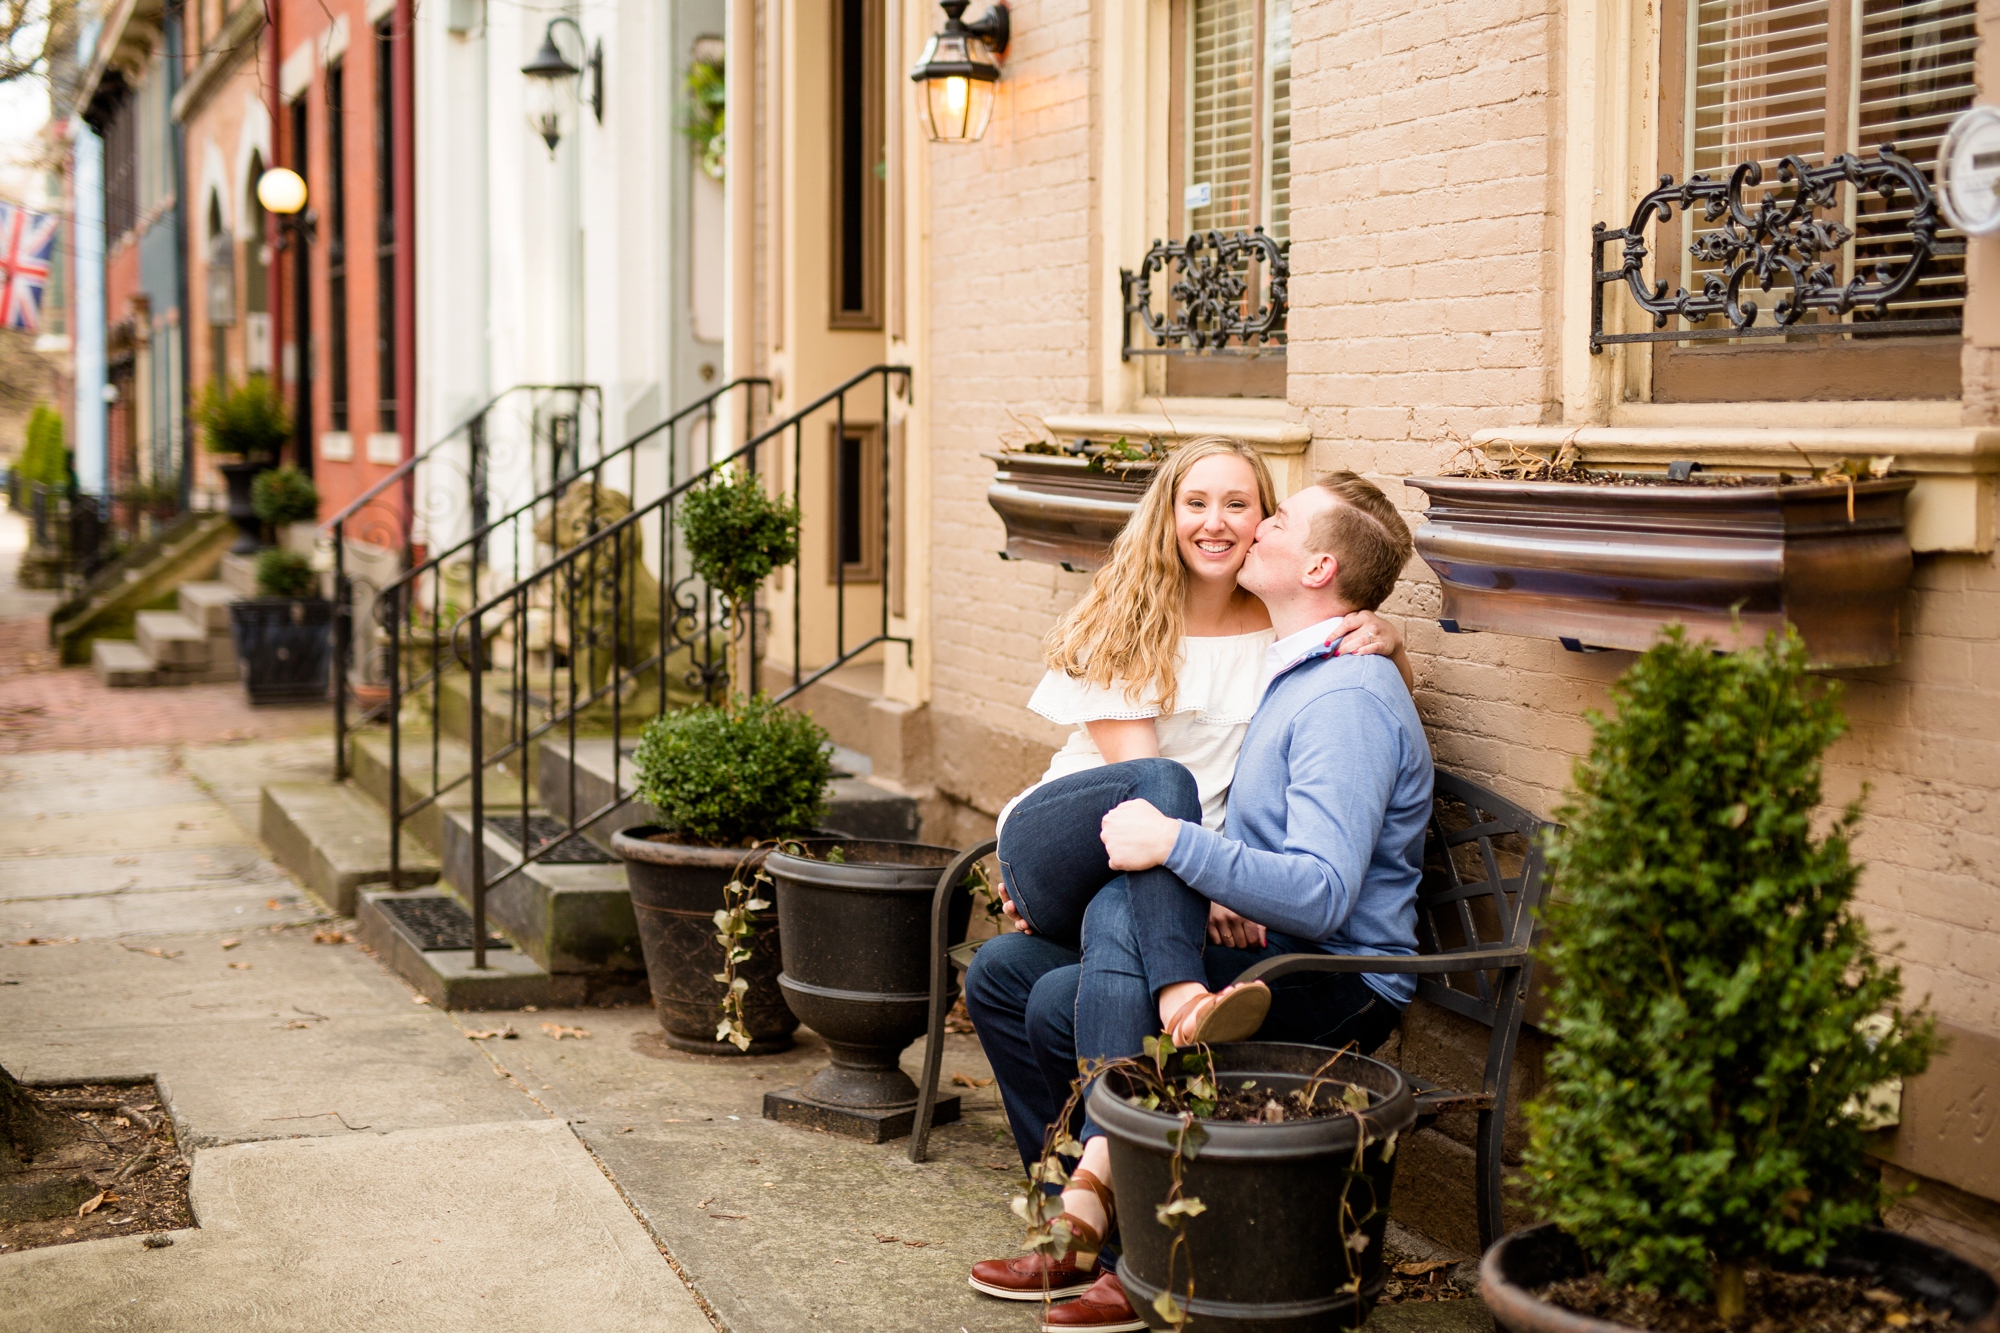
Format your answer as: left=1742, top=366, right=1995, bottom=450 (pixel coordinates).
left=1938, top=105, right=2000, bottom=237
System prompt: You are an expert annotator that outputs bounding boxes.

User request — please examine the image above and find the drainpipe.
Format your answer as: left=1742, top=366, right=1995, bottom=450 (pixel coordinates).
left=167, top=0, right=192, bottom=511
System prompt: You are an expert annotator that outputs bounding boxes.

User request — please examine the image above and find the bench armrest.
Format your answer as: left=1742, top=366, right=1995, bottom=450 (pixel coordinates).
left=1234, top=946, right=1530, bottom=985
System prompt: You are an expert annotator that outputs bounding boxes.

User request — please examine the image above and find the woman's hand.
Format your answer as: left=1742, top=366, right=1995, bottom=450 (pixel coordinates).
left=994, top=876, right=1033, bottom=933
left=1331, top=610, right=1415, bottom=691
left=1207, top=902, right=1268, bottom=949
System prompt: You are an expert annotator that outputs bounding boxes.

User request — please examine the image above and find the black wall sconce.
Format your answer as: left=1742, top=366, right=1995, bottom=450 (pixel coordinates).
left=909, top=1, right=1009, bottom=144
left=522, top=16, right=603, bottom=156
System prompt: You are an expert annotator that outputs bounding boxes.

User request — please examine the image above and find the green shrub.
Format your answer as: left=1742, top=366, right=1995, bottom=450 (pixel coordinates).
left=16, top=402, right=67, bottom=487
left=255, top=548, right=318, bottom=599
left=1524, top=627, right=1934, bottom=1320
left=631, top=696, right=831, bottom=846
left=252, top=465, right=320, bottom=525
left=678, top=469, right=800, bottom=610
left=197, top=375, right=292, bottom=458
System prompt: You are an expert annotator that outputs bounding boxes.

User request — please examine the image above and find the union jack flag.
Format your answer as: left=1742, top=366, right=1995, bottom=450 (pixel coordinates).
left=0, top=202, right=58, bottom=333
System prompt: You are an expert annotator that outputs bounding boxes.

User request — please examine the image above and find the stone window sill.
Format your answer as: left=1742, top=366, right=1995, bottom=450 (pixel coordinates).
left=1042, top=404, right=1312, bottom=491
left=1469, top=424, right=1999, bottom=554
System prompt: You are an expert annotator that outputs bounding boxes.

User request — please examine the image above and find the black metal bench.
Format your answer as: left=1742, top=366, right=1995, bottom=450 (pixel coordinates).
left=908, top=767, right=1552, bottom=1252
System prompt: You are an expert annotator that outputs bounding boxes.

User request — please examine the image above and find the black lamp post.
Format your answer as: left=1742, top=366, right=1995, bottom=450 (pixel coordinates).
left=522, top=16, right=603, bottom=157
left=257, top=167, right=315, bottom=476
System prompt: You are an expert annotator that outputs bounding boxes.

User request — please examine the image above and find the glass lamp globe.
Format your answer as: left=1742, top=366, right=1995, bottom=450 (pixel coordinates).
left=256, top=167, right=308, bottom=216
left=910, top=3, right=1005, bottom=144
left=522, top=28, right=581, bottom=156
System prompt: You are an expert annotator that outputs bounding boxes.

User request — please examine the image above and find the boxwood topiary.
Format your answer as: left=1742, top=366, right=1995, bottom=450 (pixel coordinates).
left=255, top=548, right=318, bottom=599
left=1524, top=627, right=1934, bottom=1322
left=677, top=469, right=800, bottom=611
left=251, top=465, right=320, bottom=526
left=631, top=696, right=831, bottom=846
left=196, top=375, right=292, bottom=458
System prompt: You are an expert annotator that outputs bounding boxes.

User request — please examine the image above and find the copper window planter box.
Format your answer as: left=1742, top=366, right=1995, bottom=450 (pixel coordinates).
left=1403, top=475, right=1916, bottom=668
left=984, top=451, right=1155, bottom=573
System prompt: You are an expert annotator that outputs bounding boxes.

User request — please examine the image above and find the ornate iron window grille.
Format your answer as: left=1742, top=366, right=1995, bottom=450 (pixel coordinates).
left=1120, top=228, right=1288, bottom=360
left=1590, top=148, right=1963, bottom=353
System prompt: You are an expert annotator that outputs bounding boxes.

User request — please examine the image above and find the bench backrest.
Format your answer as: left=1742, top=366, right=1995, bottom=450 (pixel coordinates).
left=1413, top=769, right=1554, bottom=1027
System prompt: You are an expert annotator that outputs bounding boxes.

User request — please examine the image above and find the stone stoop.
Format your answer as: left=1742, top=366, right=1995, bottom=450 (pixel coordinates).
left=219, top=552, right=260, bottom=598
left=353, top=887, right=557, bottom=1010
left=348, top=728, right=477, bottom=853
left=261, top=781, right=440, bottom=916
left=94, top=596, right=242, bottom=688
left=436, top=805, right=648, bottom=999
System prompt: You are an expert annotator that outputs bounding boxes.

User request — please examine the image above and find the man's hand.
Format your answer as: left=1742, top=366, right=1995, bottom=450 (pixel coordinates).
left=1206, top=902, right=1268, bottom=949
left=1101, top=799, right=1183, bottom=872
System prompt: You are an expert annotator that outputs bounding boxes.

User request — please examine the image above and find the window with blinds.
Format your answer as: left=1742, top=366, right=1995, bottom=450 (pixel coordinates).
left=1683, top=0, right=1975, bottom=335
left=1181, top=0, right=1290, bottom=242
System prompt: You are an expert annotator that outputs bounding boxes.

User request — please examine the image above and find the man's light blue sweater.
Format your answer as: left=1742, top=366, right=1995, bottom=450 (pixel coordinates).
left=1163, top=637, right=1433, bottom=1005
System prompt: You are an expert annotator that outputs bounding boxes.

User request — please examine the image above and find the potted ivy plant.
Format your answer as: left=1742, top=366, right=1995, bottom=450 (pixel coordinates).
left=610, top=696, right=829, bottom=1055
left=196, top=376, right=293, bottom=554
left=1481, top=628, right=1998, bottom=1333
left=229, top=549, right=334, bottom=704
left=1016, top=1037, right=1417, bottom=1332
left=251, top=464, right=320, bottom=552
left=1404, top=447, right=1915, bottom=668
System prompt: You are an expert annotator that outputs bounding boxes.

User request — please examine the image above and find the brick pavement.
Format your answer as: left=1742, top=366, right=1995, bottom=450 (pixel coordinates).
left=0, top=616, right=328, bottom=753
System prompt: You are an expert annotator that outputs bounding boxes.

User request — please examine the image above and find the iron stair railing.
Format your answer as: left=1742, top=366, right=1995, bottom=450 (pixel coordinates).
left=370, top=377, right=774, bottom=885
left=443, top=364, right=912, bottom=969
left=322, top=384, right=605, bottom=778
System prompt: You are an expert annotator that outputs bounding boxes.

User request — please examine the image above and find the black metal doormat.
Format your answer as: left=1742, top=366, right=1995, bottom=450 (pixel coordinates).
left=373, top=895, right=513, bottom=953
left=485, top=814, right=616, bottom=864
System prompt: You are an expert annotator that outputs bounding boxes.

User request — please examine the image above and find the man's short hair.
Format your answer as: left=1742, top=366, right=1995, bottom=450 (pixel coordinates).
left=1304, top=472, right=1414, bottom=611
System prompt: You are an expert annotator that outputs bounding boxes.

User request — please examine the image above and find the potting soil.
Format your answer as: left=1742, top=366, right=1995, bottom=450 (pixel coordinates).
left=1539, top=1269, right=1956, bottom=1333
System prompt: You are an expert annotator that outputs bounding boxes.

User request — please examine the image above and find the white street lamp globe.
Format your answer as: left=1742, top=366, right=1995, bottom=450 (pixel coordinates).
left=256, top=167, right=308, bottom=216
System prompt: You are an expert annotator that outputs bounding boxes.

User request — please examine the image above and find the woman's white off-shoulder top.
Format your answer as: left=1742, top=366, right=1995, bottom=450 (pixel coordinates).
left=999, top=629, right=1277, bottom=833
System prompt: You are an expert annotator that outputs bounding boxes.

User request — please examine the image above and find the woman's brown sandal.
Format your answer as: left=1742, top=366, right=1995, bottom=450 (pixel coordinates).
left=1165, top=981, right=1272, bottom=1046
left=1055, top=1167, right=1117, bottom=1265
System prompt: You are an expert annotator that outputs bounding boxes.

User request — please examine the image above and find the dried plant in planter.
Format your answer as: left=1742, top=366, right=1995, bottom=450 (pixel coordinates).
left=1524, top=627, right=1934, bottom=1326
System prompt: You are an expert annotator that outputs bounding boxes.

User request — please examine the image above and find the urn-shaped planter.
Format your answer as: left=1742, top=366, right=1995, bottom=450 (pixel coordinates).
left=1479, top=1223, right=2000, bottom=1333
left=985, top=451, right=1155, bottom=572
left=1403, top=474, right=1917, bottom=669
left=762, top=838, right=970, bottom=1142
left=229, top=597, right=334, bottom=704
left=1092, top=1042, right=1418, bottom=1333
left=610, top=827, right=798, bottom=1056
left=218, top=459, right=270, bottom=554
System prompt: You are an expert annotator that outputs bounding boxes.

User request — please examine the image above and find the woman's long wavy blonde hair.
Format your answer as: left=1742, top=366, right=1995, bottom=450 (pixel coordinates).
left=1044, top=436, right=1276, bottom=714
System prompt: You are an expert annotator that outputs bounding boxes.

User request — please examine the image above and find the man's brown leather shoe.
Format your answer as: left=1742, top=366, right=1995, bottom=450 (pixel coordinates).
left=967, top=1251, right=1094, bottom=1301
left=1039, top=1272, right=1146, bottom=1332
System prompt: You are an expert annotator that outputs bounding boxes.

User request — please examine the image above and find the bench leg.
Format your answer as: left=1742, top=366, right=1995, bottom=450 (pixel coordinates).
left=910, top=840, right=993, bottom=1163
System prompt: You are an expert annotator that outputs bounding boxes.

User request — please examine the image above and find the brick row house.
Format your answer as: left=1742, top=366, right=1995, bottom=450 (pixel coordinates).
left=721, top=0, right=2000, bottom=1265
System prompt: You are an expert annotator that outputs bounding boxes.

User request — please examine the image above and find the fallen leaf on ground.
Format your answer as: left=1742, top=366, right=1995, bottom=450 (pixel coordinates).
left=709, top=1213, right=748, bottom=1220
left=873, top=1233, right=900, bottom=1244
left=494, top=1068, right=509, bottom=1078
left=695, top=1197, right=715, bottom=1209
left=113, top=856, right=137, bottom=865
left=1394, top=1261, right=1453, bottom=1277
left=541, top=1022, right=589, bottom=1040
left=228, top=962, right=252, bottom=970
left=949, top=1072, right=994, bottom=1088
left=904, top=1240, right=934, bottom=1248
left=77, top=1192, right=105, bottom=1217
left=412, top=995, right=431, bottom=1004
left=521, top=1005, right=539, bottom=1012
left=176, top=822, right=203, bottom=830
left=119, top=944, right=183, bottom=960
left=986, top=1162, right=1011, bottom=1170
left=312, top=929, right=349, bottom=944
left=10, top=936, right=78, bottom=946
left=220, top=939, right=241, bottom=950
left=59, top=1227, right=74, bottom=1237
left=464, top=1026, right=518, bottom=1040
left=620, top=1127, right=634, bottom=1134
left=264, top=898, right=280, bottom=910
left=282, top=1020, right=313, bottom=1029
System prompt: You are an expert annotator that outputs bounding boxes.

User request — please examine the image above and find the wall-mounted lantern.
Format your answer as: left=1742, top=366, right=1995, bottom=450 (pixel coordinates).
left=256, top=167, right=309, bottom=216
left=909, top=1, right=1008, bottom=144
left=522, top=16, right=604, bottom=157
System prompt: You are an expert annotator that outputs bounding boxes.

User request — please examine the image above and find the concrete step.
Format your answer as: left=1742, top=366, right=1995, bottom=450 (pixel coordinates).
left=538, top=736, right=923, bottom=845
left=438, top=805, right=646, bottom=991
left=354, top=887, right=557, bottom=1010
left=348, top=727, right=478, bottom=856
left=134, top=609, right=209, bottom=669
left=260, top=781, right=440, bottom=916
left=177, top=579, right=239, bottom=634
left=220, top=551, right=259, bottom=598
left=92, top=638, right=156, bottom=687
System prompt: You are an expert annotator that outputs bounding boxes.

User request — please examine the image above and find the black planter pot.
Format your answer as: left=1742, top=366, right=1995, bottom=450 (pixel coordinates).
left=764, top=838, right=968, bottom=1119
left=1480, top=1223, right=1999, bottom=1333
left=1090, top=1042, right=1418, bottom=1333
left=610, top=826, right=798, bottom=1056
left=229, top=598, right=334, bottom=704
left=218, top=459, right=270, bottom=555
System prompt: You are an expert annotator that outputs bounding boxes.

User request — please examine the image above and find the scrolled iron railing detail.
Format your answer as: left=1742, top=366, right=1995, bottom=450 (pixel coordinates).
left=1591, top=148, right=1964, bottom=352
left=1120, top=228, right=1289, bottom=359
